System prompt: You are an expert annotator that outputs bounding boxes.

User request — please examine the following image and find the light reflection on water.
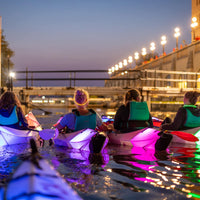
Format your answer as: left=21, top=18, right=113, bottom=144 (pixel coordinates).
left=0, top=108, right=200, bottom=199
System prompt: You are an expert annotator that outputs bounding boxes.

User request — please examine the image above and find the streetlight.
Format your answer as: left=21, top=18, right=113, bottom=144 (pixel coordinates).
left=111, top=66, right=115, bottom=73
left=115, top=64, right=119, bottom=71
left=108, top=68, right=112, bottom=75
left=9, top=72, right=15, bottom=91
left=161, top=35, right=167, bottom=56
left=128, top=56, right=133, bottom=69
left=174, top=27, right=180, bottom=49
left=191, top=17, right=198, bottom=42
left=134, top=52, right=139, bottom=66
left=141, top=48, right=147, bottom=62
left=119, top=62, right=123, bottom=69
left=128, top=56, right=133, bottom=63
left=150, top=42, right=156, bottom=58
left=123, top=59, right=128, bottom=67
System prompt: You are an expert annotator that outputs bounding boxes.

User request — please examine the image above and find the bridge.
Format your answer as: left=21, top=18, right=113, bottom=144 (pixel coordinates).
left=6, top=68, right=200, bottom=114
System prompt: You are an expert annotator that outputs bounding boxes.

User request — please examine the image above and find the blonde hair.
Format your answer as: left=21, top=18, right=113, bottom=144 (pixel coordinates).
left=74, top=89, right=89, bottom=106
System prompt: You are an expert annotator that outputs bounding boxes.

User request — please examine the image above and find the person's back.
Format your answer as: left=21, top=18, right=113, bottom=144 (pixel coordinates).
left=114, top=89, right=153, bottom=133
left=55, top=89, right=103, bottom=132
left=161, top=91, right=200, bottom=131
left=0, top=91, right=28, bottom=129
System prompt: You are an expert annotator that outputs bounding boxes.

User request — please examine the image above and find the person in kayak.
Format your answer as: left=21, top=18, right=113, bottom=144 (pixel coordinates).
left=114, top=89, right=153, bottom=133
left=160, top=91, right=200, bottom=131
left=55, top=88, right=107, bottom=132
left=0, top=91, right=28, bottom=129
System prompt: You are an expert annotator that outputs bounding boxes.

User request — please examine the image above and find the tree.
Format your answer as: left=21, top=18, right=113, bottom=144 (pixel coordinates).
left=1, top=31, right=14, bottom=87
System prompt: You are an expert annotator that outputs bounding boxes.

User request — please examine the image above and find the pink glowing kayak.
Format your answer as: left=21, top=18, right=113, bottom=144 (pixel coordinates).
left=1, top=139, right=82, bottom=200
left=54, top=128, right=109, bottom=153
left=108, top=128, right=160, bottom=149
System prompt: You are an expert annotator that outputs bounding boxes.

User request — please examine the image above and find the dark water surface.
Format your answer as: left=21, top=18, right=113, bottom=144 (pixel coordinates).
left=0, top=108, right=200, bottom=200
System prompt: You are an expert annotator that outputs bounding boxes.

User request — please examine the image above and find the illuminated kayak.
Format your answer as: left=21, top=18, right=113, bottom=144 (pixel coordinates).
left=2, top=139, right=82, bottom=200
left=108, top=128, right=160, bottom=149
left=0, top=126, right=39, bottom=146
left=152, top=117, right=200, bottom=145
left=169, top=127, right=200, bottom=145
left=54, top=128, right=109, bottom=153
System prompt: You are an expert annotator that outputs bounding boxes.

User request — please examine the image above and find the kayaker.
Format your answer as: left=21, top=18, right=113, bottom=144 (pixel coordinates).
left=55, top=88, right=107, bottom=132
left=114, top=89, right=153, bottom=133
left=160, top=91, right=200, bottom=131
left=0, top=91, right=28, bottom=129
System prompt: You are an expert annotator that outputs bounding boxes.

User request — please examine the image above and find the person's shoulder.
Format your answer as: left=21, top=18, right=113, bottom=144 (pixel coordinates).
left=177, top=106, right=187, bottom=114
left=63, top=112, right=76, bottom=118
left=117, top=104, right=126, bottom=111
left=88, top=108, right=95, bottom=112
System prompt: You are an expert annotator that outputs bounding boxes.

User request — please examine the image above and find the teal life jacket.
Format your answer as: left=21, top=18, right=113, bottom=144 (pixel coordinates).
left=128, top=101, right=150, bottom=129
left=183, top=105, right=200, bottom=128
left=74, top=109, right=97, bottom=131
left=0, top=106, right=19, bottom=126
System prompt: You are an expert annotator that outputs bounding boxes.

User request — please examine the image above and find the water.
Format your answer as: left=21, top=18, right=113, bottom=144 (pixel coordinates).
left=0, top=108, right=200, bottom=200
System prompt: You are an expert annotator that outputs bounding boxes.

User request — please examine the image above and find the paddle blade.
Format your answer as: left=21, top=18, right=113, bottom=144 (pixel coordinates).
left=39, top=129, right=56, bottom=140
left=171, top=131, right=199, bottom=142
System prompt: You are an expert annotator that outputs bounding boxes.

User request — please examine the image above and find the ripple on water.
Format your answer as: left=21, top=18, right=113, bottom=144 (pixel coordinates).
left=0, top=112, right=200, bottom=199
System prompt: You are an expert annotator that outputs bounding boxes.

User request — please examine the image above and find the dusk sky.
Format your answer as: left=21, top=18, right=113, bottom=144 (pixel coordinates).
left=0, top=0, right=191, bottom=73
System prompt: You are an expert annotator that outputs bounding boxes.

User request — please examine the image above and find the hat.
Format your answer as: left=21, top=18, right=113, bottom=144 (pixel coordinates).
left=74, top=89, right=89, bottom=106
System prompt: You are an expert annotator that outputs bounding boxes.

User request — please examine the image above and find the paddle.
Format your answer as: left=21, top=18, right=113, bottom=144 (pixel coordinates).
left=166, top=130, right=199, bottom=142
left=39, top=129, right=57, bottom=140
left=152, top=117, right=199, bottom=142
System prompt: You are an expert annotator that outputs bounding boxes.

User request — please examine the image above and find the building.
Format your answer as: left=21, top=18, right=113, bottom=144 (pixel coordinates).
left=192, top=0, right=200, bottom=41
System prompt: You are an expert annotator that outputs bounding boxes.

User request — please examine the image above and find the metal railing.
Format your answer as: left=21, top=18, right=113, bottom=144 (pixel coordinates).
left=14, top=69, right=141, bottom=88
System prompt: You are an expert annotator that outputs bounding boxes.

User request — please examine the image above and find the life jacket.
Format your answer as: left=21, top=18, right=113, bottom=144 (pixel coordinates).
left=73, top=109, right=97, bottom=131
left=0, top=106, right=19, bottom=126
left=183, top=105, right=200, bottom=128
left=127, top=101, right=150, bottom=129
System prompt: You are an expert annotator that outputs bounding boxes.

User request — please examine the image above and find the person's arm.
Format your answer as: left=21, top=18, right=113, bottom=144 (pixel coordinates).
left=113, top=106, right=124, bottom=130
left=148, top=113, right=153, bottom=128
left=161, top=107, right=186, bottom=131
left=55, top=113, right=76, bottom=132
left=54, top=123, right=65, bottom=131
left=17, top=107, right=29, bottom=128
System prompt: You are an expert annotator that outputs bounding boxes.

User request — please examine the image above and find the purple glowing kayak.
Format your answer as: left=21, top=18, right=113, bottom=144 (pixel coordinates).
left=54, top=128, right=109, bottom=153
left=0, top=126, right=39, bottom=146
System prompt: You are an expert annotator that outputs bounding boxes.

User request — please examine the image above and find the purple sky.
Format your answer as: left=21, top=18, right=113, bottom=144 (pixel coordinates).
left=0, top=0, right=191, bottom=73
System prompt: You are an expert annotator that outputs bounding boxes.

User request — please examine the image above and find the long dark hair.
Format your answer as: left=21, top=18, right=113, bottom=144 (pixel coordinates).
left=0, top=91, right=22, bottom=110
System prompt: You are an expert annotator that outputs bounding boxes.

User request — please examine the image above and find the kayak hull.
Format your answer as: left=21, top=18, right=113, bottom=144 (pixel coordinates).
left=0, top=126, right=39, bottom=146
left=54, top=128, right=109, bottom=153
left=108, top=128, right=160, bottom=149
left=171, top=127, right=200, bottom=145
left=5, top=157, right=82, bottom=200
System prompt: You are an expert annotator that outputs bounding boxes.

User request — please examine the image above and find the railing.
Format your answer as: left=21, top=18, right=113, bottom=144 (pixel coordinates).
left=106, top=69, right=200, bottom=90
left=12, top=69, right=200, bottom=91
left=14, top=69, right=140, bottom=88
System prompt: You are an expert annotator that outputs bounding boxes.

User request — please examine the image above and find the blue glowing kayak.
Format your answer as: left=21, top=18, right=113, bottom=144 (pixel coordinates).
left=2, top=139, right=82, bottom=200
left=0, top=126, right=39, bottom=146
